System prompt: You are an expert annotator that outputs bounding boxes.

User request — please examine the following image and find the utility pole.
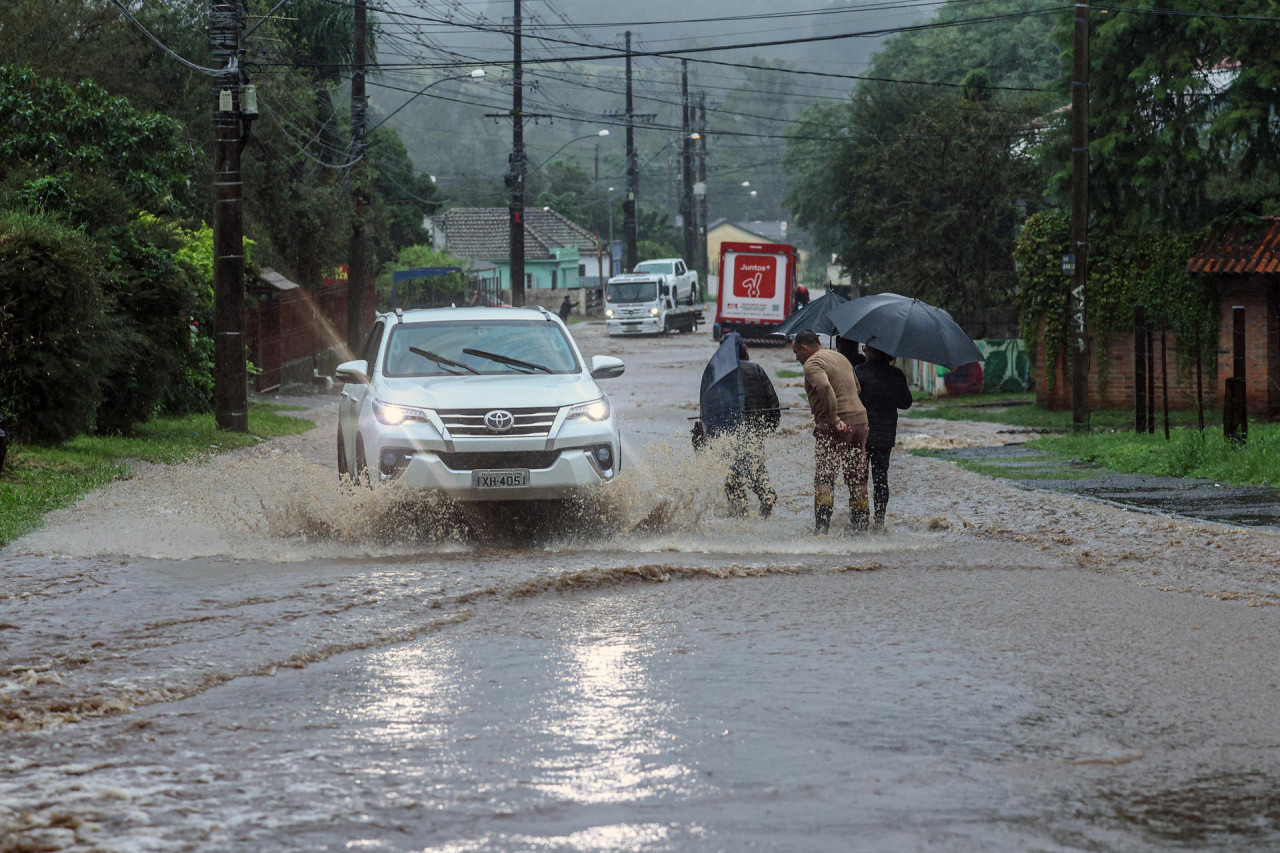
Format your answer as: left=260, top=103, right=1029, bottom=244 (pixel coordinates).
left=1070, top=0, right=1091, bottom=433
left=509, top=0, right=526, bottom=306
left=623, top=30, right=638, bottom=273
left=681, top=60, right=696, bottom=273
left=695, top=92, right=709, bottom=293
left=346, top=0, right=368, bottom=352
left=211, top=1, right=247, bottom=432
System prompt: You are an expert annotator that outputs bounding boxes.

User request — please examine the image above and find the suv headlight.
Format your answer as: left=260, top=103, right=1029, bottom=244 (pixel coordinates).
left=567, top=397, right=610, bottom=422
left=374, top=398, right=432, bottom=426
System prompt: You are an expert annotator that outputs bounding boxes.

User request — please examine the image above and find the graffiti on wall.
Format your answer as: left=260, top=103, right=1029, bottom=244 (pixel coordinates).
left=940, top=338, right=1030, bottom=395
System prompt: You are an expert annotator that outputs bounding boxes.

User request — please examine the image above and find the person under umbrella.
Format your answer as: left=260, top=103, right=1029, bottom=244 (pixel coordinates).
left=854, top=344, right=914, bottom=531
left=791, top=330, right=869, bottom=535
left=724, top=340, right=780, bottom=517
left=695, top=333, right=779, bottom=518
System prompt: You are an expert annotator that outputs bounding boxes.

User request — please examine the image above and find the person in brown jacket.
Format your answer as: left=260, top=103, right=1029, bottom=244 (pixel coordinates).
left=791, top=330, right=870, bottom=534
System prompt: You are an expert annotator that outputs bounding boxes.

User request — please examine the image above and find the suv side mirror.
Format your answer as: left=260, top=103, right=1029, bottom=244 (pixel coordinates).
left=590, top=355, right=625, bottom=380
left=335, top=359, right=370, bottom=384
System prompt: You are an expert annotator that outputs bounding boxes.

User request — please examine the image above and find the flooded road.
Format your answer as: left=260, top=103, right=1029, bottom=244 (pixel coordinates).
left=5, top=321, right=1280, bottom=851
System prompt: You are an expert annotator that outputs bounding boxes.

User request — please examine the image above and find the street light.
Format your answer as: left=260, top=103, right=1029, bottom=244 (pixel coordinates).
left=368, top=68, right=485, bottom=134
left=531, top=129, right=610, bottom=172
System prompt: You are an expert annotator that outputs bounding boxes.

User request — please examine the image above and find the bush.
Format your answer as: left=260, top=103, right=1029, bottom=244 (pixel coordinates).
left=0, top=209, right=125, bottom=442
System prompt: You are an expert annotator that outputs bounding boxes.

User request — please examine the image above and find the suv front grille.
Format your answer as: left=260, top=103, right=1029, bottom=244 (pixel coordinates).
left=436, top=450, right=561, bottom=471
left=436, top=406, right=559, bottom=438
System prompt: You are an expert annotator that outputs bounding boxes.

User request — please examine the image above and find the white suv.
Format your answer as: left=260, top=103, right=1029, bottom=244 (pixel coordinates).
left=335, top=306, right=624, bottom=501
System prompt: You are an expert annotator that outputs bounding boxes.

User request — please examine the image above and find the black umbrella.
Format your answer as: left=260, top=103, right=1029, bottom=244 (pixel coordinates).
left=768, top=290, right=850, bottom=337
left=699, top=331, right=745, bottom=437
left=827, top=293, right=985, bottom=369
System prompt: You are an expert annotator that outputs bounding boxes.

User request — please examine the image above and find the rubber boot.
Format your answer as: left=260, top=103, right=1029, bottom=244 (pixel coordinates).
left=725, top=482, right=749, bottom=518
left=850, top=496, right=870, bottom=533
left=759, top=489, right=778, bottom=519
left=814, top=494, right=833, bottom=535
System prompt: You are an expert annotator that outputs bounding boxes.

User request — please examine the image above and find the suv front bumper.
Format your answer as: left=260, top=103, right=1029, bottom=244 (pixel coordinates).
left=369, top=425, right=620, bottom=501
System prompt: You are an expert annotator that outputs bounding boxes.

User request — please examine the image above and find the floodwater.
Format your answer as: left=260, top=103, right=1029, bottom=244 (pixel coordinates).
left=5, top=321, right=1280, bottom=852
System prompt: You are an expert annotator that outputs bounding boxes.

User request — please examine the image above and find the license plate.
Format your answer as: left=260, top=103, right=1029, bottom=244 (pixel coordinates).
left=473, top=469, right=530, bottom=488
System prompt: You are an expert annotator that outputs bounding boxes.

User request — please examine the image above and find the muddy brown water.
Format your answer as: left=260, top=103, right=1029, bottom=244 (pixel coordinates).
left=4, top=321, right=1280, bottom=851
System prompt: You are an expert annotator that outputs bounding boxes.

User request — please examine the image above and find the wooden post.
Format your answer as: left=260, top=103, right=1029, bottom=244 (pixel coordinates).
left=1194, top=324, right=1204, bottom=432
left=1225, top=306, right=1248, bottom=445
left=1160, top=317, right=1170, bottom=440
left=1146, top=317, right=1155, bottom=433
left=1134, top=304, right=1147, bottom=433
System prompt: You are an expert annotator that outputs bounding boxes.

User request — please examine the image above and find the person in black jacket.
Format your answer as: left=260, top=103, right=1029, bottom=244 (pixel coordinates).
left=853, top=344, right=913, bottom=530
left=725, top=341, right=780, bottom=517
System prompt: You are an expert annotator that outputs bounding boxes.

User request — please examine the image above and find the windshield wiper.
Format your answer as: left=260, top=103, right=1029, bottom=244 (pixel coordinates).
left=462, top=348, right=552, bottom=373
left=409, top=346, right=478, bottom=375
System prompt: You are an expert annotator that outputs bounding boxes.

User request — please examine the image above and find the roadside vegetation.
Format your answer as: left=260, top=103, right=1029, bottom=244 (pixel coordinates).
left=1031, top=426, right=1280, bottom=487
left=0, top=406, right=315, bottom=548
left=908, top=393, right=1277, bottom=486
left=907, top=393, right=1215, bottom=431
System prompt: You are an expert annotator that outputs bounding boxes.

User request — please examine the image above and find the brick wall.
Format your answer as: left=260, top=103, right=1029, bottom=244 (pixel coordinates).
left=1216, top=277, right=1280, bottom=419
left=1034, top=322, right=1217, bottom=412
left=247, top=278, right=374, bottom=392
left=1035, top=280, right=1280, bottom=418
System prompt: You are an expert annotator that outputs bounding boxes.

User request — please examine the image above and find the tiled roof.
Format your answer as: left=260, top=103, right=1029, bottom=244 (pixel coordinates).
left=1187, top=218, right=1280, bottom=274
left=438, top=207, right=597, bottom=263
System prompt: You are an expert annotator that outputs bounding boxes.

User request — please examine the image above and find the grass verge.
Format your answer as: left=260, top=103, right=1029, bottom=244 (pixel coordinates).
left=0, top=405, right=316, bottom=547
left=1027, top=423, right=1280, bottom=487
left=907, top=393, right=1218, bottom=432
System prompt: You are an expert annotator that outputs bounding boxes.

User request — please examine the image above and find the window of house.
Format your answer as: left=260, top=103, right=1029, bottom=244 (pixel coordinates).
left=579, top=264, right=586, bottom=277
left=551, top=270, right=558, bottom=288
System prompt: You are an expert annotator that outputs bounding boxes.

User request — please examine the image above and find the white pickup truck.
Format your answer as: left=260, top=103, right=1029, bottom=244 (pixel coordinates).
left=633, top=258, right=698, bottom=305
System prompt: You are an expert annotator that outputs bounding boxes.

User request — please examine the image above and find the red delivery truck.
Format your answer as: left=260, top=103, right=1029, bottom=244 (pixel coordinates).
left=713, top=241, right=799, bottom=342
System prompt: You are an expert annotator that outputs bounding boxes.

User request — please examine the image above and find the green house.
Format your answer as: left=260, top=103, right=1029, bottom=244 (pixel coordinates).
left=429, top=207, right=605, bottom=292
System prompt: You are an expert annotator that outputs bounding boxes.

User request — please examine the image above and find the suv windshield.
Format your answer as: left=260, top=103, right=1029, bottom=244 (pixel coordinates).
left=607, top=282, right=657, bottom=303
left=634, top=261, right=674, bottom=275
left=383, top=320, right=581, bottom=377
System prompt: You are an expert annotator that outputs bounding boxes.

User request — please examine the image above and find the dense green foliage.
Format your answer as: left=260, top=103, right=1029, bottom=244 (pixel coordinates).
left=1048, top=0, right=1280, bottom=231
left=1013, top=210, right=1216, bottom=390
left=0, top=67, right=220, bottom=441
left=0, top=1, right=440, bottom=442
left=0, top=405, right=316, bottom=547
left=783, top=0, right=1062, bottom=322
left=0, top=210, right=119, bottom=442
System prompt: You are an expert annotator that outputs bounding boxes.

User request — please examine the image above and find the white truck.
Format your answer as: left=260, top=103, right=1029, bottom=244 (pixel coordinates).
left=604, top=272, right=703, bottom=335
left=632, top=258, right=699, bottom=305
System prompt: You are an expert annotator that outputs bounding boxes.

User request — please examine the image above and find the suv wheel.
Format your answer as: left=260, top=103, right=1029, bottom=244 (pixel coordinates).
left=337, top=426, right=348, bottom=478
left=354, top=438, right=372, bottom=489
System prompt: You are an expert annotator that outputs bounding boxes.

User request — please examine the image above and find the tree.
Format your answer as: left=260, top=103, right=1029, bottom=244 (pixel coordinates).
left=787, top=85, right=1044, bottom=321
left=375, top=245, right=467, bottom=310
left=783, top=0, right=1061, bottom=319
left=0, top=210, right=120, bottom=442
left=1047, top=0, right=1280, bottom=231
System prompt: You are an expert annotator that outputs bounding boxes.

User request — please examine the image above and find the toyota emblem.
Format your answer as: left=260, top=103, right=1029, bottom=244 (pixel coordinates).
left=484, top=410, right=515, bottom=432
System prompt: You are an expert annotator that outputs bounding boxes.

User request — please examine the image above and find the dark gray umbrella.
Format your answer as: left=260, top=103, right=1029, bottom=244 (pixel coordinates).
left=827, top=293, right=985, bottom=369
left=768, top=290, right=850, bottom=337
left=699, top=331, right=745, bottom=437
